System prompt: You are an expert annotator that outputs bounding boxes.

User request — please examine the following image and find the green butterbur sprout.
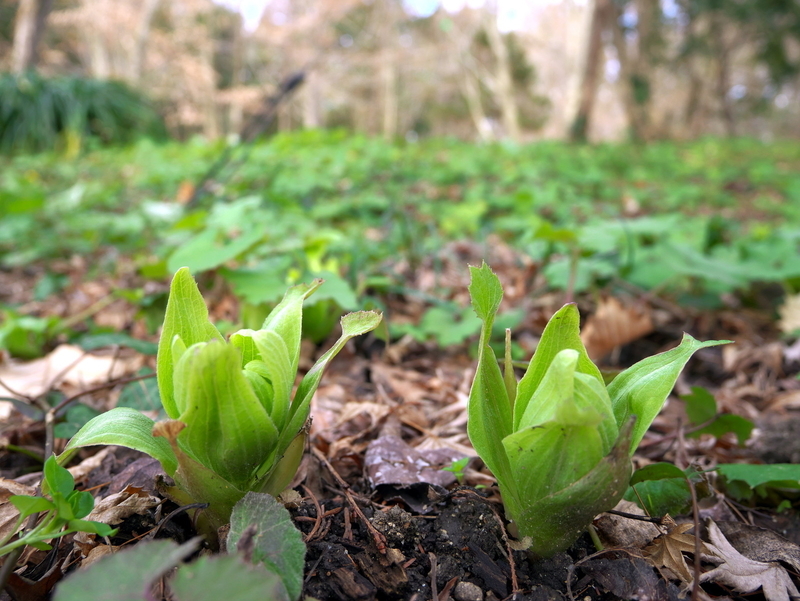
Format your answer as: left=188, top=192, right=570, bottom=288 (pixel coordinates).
left=61, top=268, right=382, bottom=528
left=467, top=263, right=729, bottom=558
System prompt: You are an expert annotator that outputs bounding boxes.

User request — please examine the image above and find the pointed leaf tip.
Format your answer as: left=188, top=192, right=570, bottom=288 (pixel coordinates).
left=469, top=263, right=503, bottom=324
left=340, top=311, right=382, bottom=337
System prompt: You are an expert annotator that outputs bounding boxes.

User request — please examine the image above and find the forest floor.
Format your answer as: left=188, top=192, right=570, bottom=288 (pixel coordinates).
left=1, top=246, right=800, bottom=601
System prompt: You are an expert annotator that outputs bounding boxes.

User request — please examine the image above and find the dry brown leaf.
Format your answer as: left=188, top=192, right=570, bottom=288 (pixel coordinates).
left=777, top=294, right=800, bottom=335
left=79, top=544, right=117, bottom=568
left=715, top=521, right=800, bottom=572
left=581, top=297, right=654, bottom=362
left=66, top=447, right=114, bottom=484
left=0, top=479, right=37, bottom=544
left=645, top=522, right=708, bottom=584
left=364, top=435, right=464, bottom=488
left=595, top=499, right=660, bottom=549
left=0, top=344, right=142, bottom=417
left=701, top=519, right=800, bottom=601
left=73, top=486, right=160, bottom=547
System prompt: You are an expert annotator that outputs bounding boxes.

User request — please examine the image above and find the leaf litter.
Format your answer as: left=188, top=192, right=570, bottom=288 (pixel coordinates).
left=1, top=251, right=800, bottom=600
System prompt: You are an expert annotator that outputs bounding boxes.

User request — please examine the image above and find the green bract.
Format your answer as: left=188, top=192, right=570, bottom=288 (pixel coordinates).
left=61, top=268, right=381, bottom=527
left=467, top=263, right=729, bottom=558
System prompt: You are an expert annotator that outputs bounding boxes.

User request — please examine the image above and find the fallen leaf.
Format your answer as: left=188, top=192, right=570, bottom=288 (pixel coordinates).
left=595, top=499, right=660, bottom=549
left=0, top=344, right=142, bottom=417
left=0, top=478, right=37, bottom=543
left=777, top=293, right=800, bottom=335
left=581, top=556, right=682, bottom=601
left=73, top=486, right=160, bottom=545
left=581, top=297, right=654, bottom=362
left=364, top=435, right=464, bottom=489
left=715, top=520, right=800, bottom=573
left=701, top=519, right=800, bottom=601
left=645, top=522, right=708, bottom=584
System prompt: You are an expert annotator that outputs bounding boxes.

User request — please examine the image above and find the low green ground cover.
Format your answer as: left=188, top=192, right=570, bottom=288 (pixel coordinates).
left=1, top=132, right=799, bottom=349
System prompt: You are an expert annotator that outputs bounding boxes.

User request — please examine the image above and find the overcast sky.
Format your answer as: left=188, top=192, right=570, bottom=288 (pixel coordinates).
left=215, top=0, right=551, bottom=32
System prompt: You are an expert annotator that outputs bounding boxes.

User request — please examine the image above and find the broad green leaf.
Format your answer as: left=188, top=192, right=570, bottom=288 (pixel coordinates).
left=117, top=368, right=162, bottom=415
left=688, top=414, right=753, bottom=446
left=514, top=304, right=604, bottom=429
left=681, top=386, right=717, bottom=424
left=468, top=263, right=503, bottom=338
left=503, top=418, right=605, bottom=509
left=51, top=491, right=75, bottom=521
left=630, top=462, right=687, bottom=484
left=242, top=362, right=275, bottom=415
left=308, top=270, right=358, bottom=310
left=53, top=538, right=200, bottom=601
left=230, top=330, right=261, bottom=366
left=517, top=349, right=616, bottom=451
left=625, top=478, right=692, bottom=517
left=251, top=330, right=293, bottom=430
left=467, top=343, right=514, bottom=495
left=53, top=403, right=101, bottom=439
left=67, top=490, right=94, bottom=519
left=255, top=431, right=307, bottom=496
left=716, top=463, right=800, bottom=490
left=228, top=492, right=306, bottom=601
left=608, top=334, right=730, bottom=453
left=44, top=455, right=74, bottom=497
left=503, top=329, right=517, bottom=403
left=260, top=280, right=322, bottom=376
left=171, top=555, right=288, bottom=601
left=625, top=464, right=702, bottom=516
left=511, top=418, right=634, bottom=558
left=153, top=420, right=245, bottom=528
left=270, top=311, right=382, bottom=473
left=467, top=265, right=514, bottom=495
left=157, top=268, right=224, bottom=419
left=65, top=519, right=117, bottom=537
left=61, top=408, right=178, bottom=476
left=221, top=258, right=292, bottom=305
left=174, top=342, right=278, bottom=486
left=504, top=352, right=611, bottom=502
left=9, top=495, right=54, bottom=518
left=167, top=227, right=264, bottom=274
left=75, top=333, right=158, bottom=356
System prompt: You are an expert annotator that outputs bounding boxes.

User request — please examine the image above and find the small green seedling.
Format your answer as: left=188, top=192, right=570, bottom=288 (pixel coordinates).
left=716, top=463, right=800, bottom=508
left=442, top=457, right=470, bottom=484
left=624, top=462, right=706, bottom=517
left=467, top=263, right=728, bottom=557
left=61, top=268, right=381, bottom=529
left=682, top=386, right=753, bottom=445
left=1, top=456, right=116, bottom=557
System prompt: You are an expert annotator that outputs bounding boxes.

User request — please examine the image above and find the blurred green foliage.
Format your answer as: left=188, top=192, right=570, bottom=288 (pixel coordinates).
left=1, top=131, right=799, bottom=354
left=0, top=71, right=165, bottom=155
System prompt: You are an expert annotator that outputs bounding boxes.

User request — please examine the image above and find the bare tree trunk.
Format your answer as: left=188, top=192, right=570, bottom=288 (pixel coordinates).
left=483, top=4, right=521, bottom=142
left=381, top=50, right=398, bottom=140
left=130, top=0, right=162, bottom=84
left=229, top=15, right=244, bottom=137
left=89, top=33, right=111, bottom=78
left=462, top=70, right=494, bottom=141
left=610, top=0, right=660, bottom=140
left=302, top=70, right=321, bottom=128
left=710, top=14, right=736, bottom=136
left=12, top=0, right=55, bottom=73
left=201, top=38, right=220, bottom=139
left=569, top=0, right=611, bottom=141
